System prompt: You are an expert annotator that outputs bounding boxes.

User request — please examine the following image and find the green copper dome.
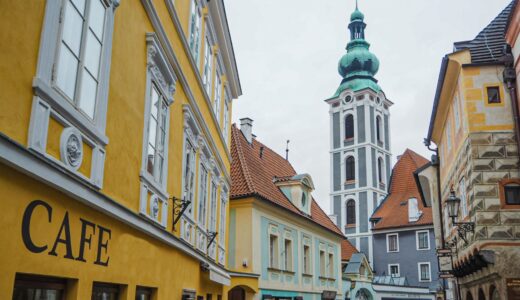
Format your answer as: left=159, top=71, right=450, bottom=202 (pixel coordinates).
left=334, top=6, right=381, bottom=97
left=350, top=8, right=364, bottom=21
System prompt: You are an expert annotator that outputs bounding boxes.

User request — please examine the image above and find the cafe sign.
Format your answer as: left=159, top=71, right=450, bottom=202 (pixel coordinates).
left=21, top=200, right=112, bottom=266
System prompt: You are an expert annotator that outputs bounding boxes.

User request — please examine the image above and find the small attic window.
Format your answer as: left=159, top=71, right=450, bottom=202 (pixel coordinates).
left=408, top=198, right=422, bottom=222
left=301, top=192, right=307, bottom=207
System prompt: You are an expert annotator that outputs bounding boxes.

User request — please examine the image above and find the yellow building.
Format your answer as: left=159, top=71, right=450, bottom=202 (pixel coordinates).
left=422, top=2, right=520, bottom=299
left=0, top=0, right=240, bottom=299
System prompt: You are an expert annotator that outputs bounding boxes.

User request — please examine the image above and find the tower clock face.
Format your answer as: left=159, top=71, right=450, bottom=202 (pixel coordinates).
left=344, top=95, right=353, bottom=104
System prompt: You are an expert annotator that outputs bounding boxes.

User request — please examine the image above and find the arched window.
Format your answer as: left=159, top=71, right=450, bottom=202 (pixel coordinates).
left=466, top=291, right=473, bottom=300
left=376, top=116, right=383, bottom=143
left=345, top=115, right=354, bottom=140
left=346, top=156, right=356, bottom=182
left=346, top=200, right=356, bottom=225
left=378, top=157, right=384, bottom=184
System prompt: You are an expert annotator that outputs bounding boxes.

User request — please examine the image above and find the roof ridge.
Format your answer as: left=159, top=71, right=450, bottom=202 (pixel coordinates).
left=232, top=125, right=256, bottom=194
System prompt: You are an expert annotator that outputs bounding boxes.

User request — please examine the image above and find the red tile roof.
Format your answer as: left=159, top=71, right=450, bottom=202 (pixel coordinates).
left=341, top=239, right=358, bottom=261
left=371, top=149, right=433, bottom=230
left=230, top=124, right=344, bottom=237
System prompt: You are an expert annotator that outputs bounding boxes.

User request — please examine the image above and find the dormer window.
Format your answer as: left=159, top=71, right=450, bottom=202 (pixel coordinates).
left=274, top=174, right=315, bottom=215
left=408, top=198, right=422, bottom=222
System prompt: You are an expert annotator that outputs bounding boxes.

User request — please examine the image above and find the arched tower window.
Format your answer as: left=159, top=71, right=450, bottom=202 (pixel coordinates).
left=376, top=116, right=383, bottom=143
left=346, top=156, right=356, bottom=182
left=378, top=157, right=384, bottom=184
left=346, top=200, right=356, bottom=225
left=345, top=114, right=354, bottom=140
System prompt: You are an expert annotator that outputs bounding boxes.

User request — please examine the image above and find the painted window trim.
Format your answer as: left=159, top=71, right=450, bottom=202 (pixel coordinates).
left=416, top=230, right=430, bottom=251
left=388, top=263, right=400, bottom=277
left=386, top=233, right=399, bottom=253
left=187, top=0, right=202, bottom=66
left=33, top=0, right=119, bottom=144
left=417, top=262, right=432, bottom=282
left=269, top=232, right=280, bottom=269
left=139, top=33, right=176, bottom=198
left=483, top=83, right=505, bottom=107
left=302, top=239, right=312, bottom=275
left=499, top=178, right=520, bottom=208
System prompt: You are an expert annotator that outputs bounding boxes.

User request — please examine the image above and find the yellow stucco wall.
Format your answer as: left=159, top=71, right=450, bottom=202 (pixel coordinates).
left=0, top=0, right=236, bottom=298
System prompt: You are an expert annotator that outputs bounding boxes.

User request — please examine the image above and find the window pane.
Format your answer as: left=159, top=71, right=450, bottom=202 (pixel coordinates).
left=487, top=86, right=501, bottom=104
left=84, top=30, right=102, bottom=79
left=150, top=87, right=159, bottom=119
left=78, top=69, right=98, bottom=118
left=505, top=185, right=520, bottom=205
left=147, top=144, right=155, bottom=174
left=56, top=44, right=79, bottom=99
left=71, top=0, right=86, bottom=15
left=148, top=117, right=157, bottom=150
left=89, top=0, right=106, bottom=39
left=62, top=1, right=84, bottom=56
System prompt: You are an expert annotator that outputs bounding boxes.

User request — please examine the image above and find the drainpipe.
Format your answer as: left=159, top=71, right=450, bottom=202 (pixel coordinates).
left=503, top=44, right=520, bottom=154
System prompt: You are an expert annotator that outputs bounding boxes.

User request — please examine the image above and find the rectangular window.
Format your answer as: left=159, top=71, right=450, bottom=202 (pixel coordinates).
left=136, top=286, right=153, bottom=300
left=269, top=234, right=279, bottom=268
left=202, top=35, right=213, bottom=95
left=188, top=0, right=201, bottom=64
left=418, top=263, right=431, bottom=281
left=92, top=282, right=120, bottom=300
left=386, top=233, right=399, bottom=252
left=219, top=193, right=227, bottom=244
left=145, top=84, right=169, bottom=185
left=303, top=245, right=311, bottom=274
left=416, top=231, right=430, bottom=250
left=183, top=141, right=197, bottom=216
left=459, top=178, right=468, bottom=218
left=214, top=72, right=222, bottom=122
left=55, top=0, right=108, bottom=119
left=328, top=253, right=334, bottom=277
left=389, top=264, right=400, bottom=277
left=453, top=94, right=460, bottom=131
left=12, top=274, right=66, bottom=300
left=223, top=93, right=230, bottom=144
left=487, top=86, right=501, bottom=104
left=209, top=182, right=218, bottom=232
left=320, top=250, right=326, bottom=276
left=505, top=184, right=520, bottom=205
left=284, top=239, right=293, bottom=271
left=198, top=164, right=208, bottom=227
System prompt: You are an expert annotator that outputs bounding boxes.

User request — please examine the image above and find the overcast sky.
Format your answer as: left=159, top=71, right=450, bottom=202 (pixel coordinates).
left=225, top=0, right=512, bottom=213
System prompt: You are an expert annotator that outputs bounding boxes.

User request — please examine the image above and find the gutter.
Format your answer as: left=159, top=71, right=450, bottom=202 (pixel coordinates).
left=426, top=56, right=450, bottom=144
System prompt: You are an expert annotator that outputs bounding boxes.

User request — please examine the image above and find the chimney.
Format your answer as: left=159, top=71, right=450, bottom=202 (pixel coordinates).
left=240, top=117, right=253, bottom=144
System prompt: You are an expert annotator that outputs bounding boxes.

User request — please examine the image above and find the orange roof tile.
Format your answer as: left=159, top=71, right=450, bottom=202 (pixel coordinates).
left=230, top=124, right=344, bottom=237
left=341, top=239, right=358, bottom=261
left=371, top=149, right=433, bottom=230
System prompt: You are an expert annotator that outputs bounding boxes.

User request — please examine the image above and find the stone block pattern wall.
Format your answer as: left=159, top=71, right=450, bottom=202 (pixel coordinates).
left=442, top=131, right=520, bottom=249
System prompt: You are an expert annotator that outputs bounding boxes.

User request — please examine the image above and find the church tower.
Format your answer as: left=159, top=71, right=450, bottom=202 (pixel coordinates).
left=327, top=5, right=392, bottom=264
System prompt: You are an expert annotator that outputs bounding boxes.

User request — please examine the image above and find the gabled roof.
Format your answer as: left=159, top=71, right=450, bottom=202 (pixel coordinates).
left=371, top=149, right=433, bottom=230
left=230, top=125, right=344, bottom=237
left=341, top=239, right=358, bottom=261
left=453, top=1, right=514, bottom=64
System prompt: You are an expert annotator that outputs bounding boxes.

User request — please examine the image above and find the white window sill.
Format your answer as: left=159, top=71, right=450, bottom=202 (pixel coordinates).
left=140, top=170, right=169, bottom=199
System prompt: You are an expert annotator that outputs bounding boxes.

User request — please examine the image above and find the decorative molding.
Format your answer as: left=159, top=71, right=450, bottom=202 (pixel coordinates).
left=59, top=127, right=83, bottom=171
left=146, top=33, right=177, bottom=105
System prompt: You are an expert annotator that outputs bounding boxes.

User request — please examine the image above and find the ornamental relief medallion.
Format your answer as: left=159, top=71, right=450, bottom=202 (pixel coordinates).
left=60, top=127, right=83, bottom=170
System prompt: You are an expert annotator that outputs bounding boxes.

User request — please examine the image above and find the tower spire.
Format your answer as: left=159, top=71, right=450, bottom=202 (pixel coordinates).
left=355, top=0, right=358, bottom=10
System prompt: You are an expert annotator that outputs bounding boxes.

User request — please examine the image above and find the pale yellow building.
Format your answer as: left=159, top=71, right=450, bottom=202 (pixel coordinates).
left=0, top=0, right=240, bottom=299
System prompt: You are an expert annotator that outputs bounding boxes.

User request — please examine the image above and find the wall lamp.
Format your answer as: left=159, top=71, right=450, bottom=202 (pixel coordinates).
left=445, top=190, right=475, bottom=245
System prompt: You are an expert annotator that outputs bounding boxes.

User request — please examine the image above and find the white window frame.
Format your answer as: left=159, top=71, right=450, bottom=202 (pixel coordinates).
left=269, top=234, right=279, bottom=269
left=139, top=34, right=176, bottom=193
left=223, top=90, right=230, bottom=145
left=319, top=250, right=326, bottom=276
left=416, top=230, right=430, bottom=250
left=303, top=243, right=311, bottom=274
left=29, top=0, right=120, bottom=188
left=283, top=238, right=293, bottom=271
left=218, top=189, right=227, bottom=245
left=386, top=233, right=399, bottom=253
left=388, top=264, right=400, bottom=277
left=138, top=34, right=176, bottom=226
left=181, top=139, right=197, bottom=218
left=328, top=252, right=334, bottom=278
left=188, top=0, right=202, bottom=66
left=213, top=69, right=222, bottom=123
left=197, top=161, right=209, bottom=229
left=208, top=180, right=218, bottom=232
left=418, top=262, right=432, bottom=282
left=202, top=34, right=213, bottom=96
